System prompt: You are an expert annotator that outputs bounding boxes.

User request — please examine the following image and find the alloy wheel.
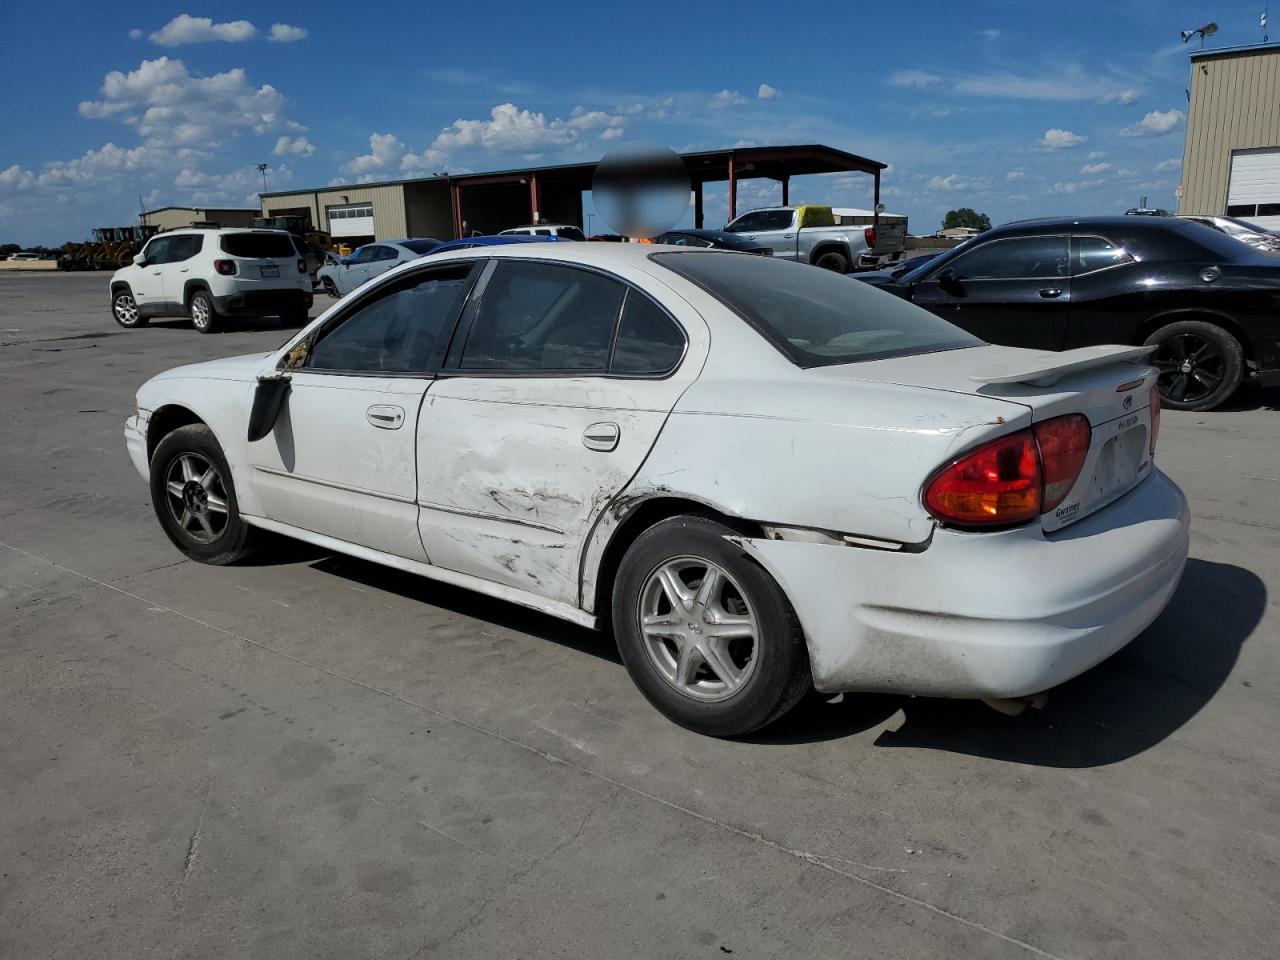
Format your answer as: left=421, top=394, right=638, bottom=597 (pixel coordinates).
left=1152, top=333, right=1225, bottom=405
left=191, top=297, right=211, bottom=330
left=637, top=556, right=759, bottom=702
left=164, top=453, right=230, bottom=543
left=113, top=294, right=139, bottom=325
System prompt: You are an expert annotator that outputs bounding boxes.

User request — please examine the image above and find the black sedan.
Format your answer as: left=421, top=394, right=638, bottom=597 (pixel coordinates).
left=859, top=216, right=1280, bottom=410
left=654, top=228, right=771, bottom=255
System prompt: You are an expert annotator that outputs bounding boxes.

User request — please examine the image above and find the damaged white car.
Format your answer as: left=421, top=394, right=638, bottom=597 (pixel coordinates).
left=125, top=244, right=1189, bottom=736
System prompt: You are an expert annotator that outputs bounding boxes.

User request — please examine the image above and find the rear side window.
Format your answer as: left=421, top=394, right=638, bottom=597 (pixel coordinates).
left=166, top=234, right=204, bottom=263
left=458, top=261, right=625, bottom=372
left=1073, top=237, right=1132, bottom=274
left=220, top=233, right=296, bottom=259
left=612, top=291, right=685, bottom=375
left=727, top=210, right=793, bottom=232
left=655, top=251, right=979, bottom=367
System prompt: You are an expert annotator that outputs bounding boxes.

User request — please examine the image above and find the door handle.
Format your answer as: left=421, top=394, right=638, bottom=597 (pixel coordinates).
left=366, top=404, right=405, bottom=429
left=582, top=421, right=620, bottom=452
left=782, top=233, right=795, bottom=239
left=1039, top=288, right=1062, bottom=299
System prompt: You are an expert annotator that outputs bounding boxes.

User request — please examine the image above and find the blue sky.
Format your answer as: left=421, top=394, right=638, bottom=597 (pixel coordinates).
left=0, top=0, right=1269, bottom=244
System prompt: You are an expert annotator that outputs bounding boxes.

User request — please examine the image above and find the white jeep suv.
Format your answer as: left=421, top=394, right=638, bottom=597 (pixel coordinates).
left=498, top=224, right=587, bottom=240
left=109, top=228, right=314, bottom=334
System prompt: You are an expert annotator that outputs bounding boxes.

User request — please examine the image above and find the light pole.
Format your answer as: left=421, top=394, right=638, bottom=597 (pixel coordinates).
left=255, top=163, right=269, bottom=194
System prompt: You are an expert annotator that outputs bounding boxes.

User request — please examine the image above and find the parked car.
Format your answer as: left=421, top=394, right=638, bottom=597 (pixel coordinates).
left=7, top=251, right=42, bottom=261
left=499, top=224, right=587, bottom=240
left=653, top=228, right=771, bottom=254
left=722, top=205, right=894, bottom=272
left=317, top=238, right=443, bottom=298
left=427, top=234, right=568, bottom=255
left=865, top=215, right=1280, bottom=410
left=854, top=251, right=942, bottom=286
left=124, top=244, right=1187, bottom=736
left=109, top=228, right=312, bottom=334
left=1178, top=215, right=1280, bottom=253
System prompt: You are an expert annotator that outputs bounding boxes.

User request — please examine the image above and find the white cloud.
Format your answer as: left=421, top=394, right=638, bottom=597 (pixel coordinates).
left=1087, top=150, right=1106, bottom=160
left=708, top=89, right=747, bottom=108
left=600, top=127, right=624, bottom=140
left=176, top=163, right=292, bottom=204
left=345, top=132, right=405, bottom=173
left=1155, top=157, right=1182, bottom=172
left=428, top=102, right=621, bottom=154
left=128, top=28, right=143, bottom=39
left=927, top=173, right=987, bottom=192
left=977, top=28, right=1001, bottom=38
left=273, top=135, right=315, bottom=157
left=1006, top=170, right=1027, bottom=181
left=77, top=57, right=293, bottom=148
left=400, top=145, right=447, bottom=172
left=1121, top=108, right=1183, bottom=137
left=888, top=69, right=941, bottom=89
left=757, top=83, right=780, bottom=100
left=1099, top=88, right=1140, bottom=104
left=149, top=14, right=256, bottom=46
left=891, top=66, right=1140, bottom=104
left=1037, top=128, right=1087, bottom=150
left=268, top=23, right=308, bottom=43
left=1053, top=178, right=1105, bottom=194
left=1081, top=161, right=1111, bottom=174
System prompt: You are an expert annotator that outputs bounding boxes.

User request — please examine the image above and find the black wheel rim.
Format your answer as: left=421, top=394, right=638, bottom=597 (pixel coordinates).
left=1151, top=334, right=1224, bottom=404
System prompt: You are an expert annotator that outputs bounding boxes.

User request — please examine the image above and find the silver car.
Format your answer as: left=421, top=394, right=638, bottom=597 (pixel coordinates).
left=317, top=239, right=443, bottom=297
left=1178, top=215, right=1280, bottom=253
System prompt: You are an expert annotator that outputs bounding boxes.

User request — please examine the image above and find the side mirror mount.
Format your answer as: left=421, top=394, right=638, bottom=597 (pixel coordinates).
left=247, top=374, right=292, bottom=443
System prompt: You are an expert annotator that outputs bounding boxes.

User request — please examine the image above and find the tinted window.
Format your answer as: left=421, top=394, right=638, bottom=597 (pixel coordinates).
left=165, top=234, right=203, bottom=263
left=459, top=261, right=625, bottom=371
left=400, top=239, right=442, bottom=255
left=347, top=246, right=376, bottom=264
left=371, top=245, right=399, bottom=261
left=142, top=237, right=171, bottom=265
left=309, top=265, right=473, bottom=373
left=728, top=210, right=793, bottom=232
left=945, top=236, right=1069, bottom=279
left=612, top=291, right=685, bottom=375
left=556, top=226, right=586, bottom=241
left=654, top=252, right=979, bottom=367
left=1074, top=237, right=1132, bottom=274
left=221, top=233, right=295, bottom=259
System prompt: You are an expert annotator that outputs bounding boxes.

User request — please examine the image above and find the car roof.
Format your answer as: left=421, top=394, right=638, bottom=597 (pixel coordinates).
left=990, top=215, right=1182, bottom=236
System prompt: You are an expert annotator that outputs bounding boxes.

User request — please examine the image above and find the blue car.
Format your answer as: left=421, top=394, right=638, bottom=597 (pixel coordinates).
left=429, top=234, right=567, bottom=255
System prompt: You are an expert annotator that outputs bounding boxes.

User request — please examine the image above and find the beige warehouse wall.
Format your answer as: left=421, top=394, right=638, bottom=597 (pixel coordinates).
left=1180, top=48, right=1280, bottom=215
left=265, top=185, right=409, bottom=239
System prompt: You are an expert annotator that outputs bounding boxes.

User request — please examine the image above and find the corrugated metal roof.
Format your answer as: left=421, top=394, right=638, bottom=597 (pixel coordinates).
left=1190, top=41, right=1280, bottom=61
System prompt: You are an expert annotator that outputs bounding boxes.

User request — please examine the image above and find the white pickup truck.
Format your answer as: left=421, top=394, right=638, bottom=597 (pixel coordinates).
left=723, top=205, right=904, bottom=272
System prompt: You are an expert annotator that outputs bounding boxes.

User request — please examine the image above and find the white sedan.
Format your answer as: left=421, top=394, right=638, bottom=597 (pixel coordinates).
left=124, top=243, right=1189, bottom=736
left=316, top=238, right=442, bottom=297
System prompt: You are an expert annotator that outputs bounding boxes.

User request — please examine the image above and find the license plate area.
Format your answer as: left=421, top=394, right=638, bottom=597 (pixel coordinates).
left=1043, top=409, right=1151, bottom=532
left=259, top=265, right=280, bottom=278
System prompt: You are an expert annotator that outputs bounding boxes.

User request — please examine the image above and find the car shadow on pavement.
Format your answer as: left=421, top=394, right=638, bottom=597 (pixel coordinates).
left=1211, top=381, right=1280, bottom=412
left=306, top=553, right=622, bottom=665
left=754, top=558, right=1264, bottom=765
left=140, top=317, right=307, bottom=334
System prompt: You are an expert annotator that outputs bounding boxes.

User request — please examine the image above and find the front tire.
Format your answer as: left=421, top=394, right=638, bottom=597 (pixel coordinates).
left=111, top=288, right=148, bottom=328
left=149, top=424, right=257, bottom=565
left=1144, top=320, right=1244, bottom=411
left=189, top=290, right=219, bottom=334
left=322, top=277, right=339, bottom=298
left=612, top=515, right=811, bottom=736
left=814, top=249, right=850, bottom=273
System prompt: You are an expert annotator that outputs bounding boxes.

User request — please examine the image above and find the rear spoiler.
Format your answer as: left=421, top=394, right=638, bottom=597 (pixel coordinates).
left=970, top=345, right=1157, bottom=387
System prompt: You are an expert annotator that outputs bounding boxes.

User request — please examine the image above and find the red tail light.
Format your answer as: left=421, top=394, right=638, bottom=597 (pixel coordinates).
left=924, top=414, right=1092, bottom=528
left=297, top=258, right=307, bottom=274
left=213, top=259, right=237, bottom=276
left=1149, top=384, right=1160, bottom=455
left=864, top=226, right=877, bottom=248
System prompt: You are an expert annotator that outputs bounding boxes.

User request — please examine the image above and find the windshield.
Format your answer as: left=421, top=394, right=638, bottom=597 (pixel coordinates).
left=654, top=252, right=980, bottom=367
left=400, top=239, right=443, bottom=255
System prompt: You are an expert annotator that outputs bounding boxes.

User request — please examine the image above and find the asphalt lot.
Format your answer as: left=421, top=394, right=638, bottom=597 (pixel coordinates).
left=2, top=271, right=1278, bottom=960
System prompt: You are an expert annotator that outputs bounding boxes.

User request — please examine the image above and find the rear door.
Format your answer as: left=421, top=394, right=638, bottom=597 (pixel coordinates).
left=724, top=209, right=799, bottom=259
left=163, top=233, right=204, bottom=306
left=221, top=231, right=299, bottom=290
left=1062, top=235, right=1141, bottom=349
left=909, top=235, right=1072, bottom=351
left=247, top=261, right=479, bottom=558
left=415, top=258, right=699, bottom=605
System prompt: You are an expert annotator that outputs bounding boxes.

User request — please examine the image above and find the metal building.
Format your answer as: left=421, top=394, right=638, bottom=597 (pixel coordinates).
left=259, top=144, right=887, bottom=245
left=141, top=206, right=259, bottom=231
left=1179, top=41, right=1280, bottom=228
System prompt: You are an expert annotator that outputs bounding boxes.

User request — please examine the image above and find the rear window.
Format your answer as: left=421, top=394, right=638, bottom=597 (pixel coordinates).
left=654, top=252, right=979, bottom=367
left=220, top=233, right=296, bottom=259
left=400, top=239, right=442, bottom=255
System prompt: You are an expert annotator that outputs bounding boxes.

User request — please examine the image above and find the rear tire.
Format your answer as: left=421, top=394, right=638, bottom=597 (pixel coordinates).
left=612, top=515, right=811, bottom=736
left=111, top=287, right=148, bottom=328
left=149, top=424, right=257, bottom=565
left=814, top=249, right=850, bottom=273
left=189, top=290, right=219, bottom=334
left=1144, top=320, right=1243, bottom=411
left=282, top=309, right=310, bottom=327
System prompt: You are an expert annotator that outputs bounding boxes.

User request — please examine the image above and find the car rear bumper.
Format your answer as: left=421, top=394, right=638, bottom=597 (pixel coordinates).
left=214, top=288, right=312, bottom=318
left=736, top=469, right=1190, bottom=699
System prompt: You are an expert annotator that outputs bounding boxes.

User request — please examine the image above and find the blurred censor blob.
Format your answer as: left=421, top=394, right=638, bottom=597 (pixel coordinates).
left=591, top=142, right=691, bottom=239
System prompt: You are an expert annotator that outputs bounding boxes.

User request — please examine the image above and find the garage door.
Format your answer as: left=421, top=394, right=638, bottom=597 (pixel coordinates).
left=327, top=202, right=375, bottom=238
left=1226, top=148, right=1280, bottom=229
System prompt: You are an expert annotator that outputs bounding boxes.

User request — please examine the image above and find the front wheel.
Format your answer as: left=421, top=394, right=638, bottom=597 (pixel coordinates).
left=1144, top=320, right=1244, bottom=411
left=111, top=288, right=148, bottom=328
left=612, top=515, right=811, bottom=736
left=189, top=290, right=219, bottom=334
left=149, top=424, right=257, bottom=564
left=322, top=277, right=339, bottom=298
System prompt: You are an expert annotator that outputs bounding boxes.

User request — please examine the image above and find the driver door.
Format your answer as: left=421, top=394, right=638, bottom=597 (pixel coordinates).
left=909, top=235, right=1072, bottom=351
left=247, top=261, right=480, bottom=559
left=131, top=236, right=171, bottom=311
left=336, top=245, right=376, bottom=295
